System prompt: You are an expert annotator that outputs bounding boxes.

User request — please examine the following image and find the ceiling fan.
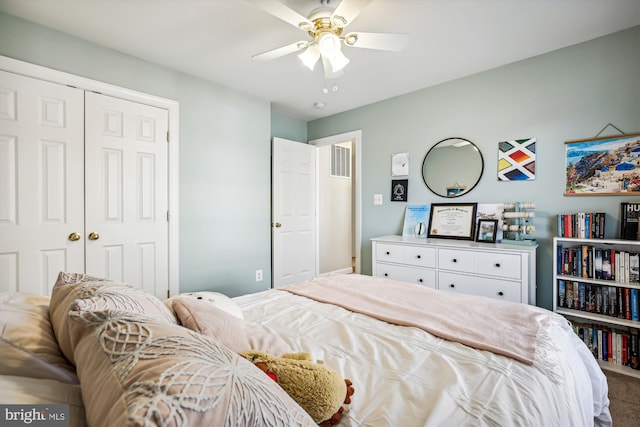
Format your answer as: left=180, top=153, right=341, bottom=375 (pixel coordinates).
left=248, top=0, right=410, bottom=79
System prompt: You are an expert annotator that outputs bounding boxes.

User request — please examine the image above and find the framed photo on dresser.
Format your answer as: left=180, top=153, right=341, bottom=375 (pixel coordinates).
left=476, top=219, right=498, bottom=243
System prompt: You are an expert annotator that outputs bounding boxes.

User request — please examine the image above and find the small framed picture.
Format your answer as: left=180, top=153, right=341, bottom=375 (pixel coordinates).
left=391, top=179, right=408, bottom=202
left=476, top=219, right=498, bottom=243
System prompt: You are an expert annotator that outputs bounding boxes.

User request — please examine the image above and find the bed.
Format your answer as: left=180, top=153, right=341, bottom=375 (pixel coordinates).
left=0, top=272, right=611, bottom=426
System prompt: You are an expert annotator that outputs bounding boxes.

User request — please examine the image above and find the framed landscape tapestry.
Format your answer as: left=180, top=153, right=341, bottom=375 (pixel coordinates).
left=564, top=133, right=640, bottom=196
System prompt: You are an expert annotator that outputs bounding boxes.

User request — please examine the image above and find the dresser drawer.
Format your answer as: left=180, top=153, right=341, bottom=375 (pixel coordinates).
left=403, top=246, right=436, bottom=268
left=437, top=249, right=475, bottom=273
left=476, top=252, right=521, bottom=279
left=438, top=272, right=521, bottom=303
left=375, top=243, right=403, bottom=263
left=374, top=263, right=436, bottom=288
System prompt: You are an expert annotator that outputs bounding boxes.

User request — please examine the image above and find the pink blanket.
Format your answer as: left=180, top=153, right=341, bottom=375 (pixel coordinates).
left=284, top=274, right=554, bottom=365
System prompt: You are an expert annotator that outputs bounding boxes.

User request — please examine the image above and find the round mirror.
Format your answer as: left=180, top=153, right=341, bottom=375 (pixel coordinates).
left=421, top=138, right=484, bottom=198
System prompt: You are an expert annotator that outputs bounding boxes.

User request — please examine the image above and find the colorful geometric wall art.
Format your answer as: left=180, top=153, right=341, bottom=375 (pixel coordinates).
left=498, top=138, right=536, bottom=181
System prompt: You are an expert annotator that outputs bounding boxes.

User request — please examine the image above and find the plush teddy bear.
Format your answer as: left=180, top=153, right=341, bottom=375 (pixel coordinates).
left=239, top=350, right=354, bottom=426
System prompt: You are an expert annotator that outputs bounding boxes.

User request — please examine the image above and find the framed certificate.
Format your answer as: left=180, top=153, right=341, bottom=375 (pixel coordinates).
left=428, top=203, right=478, bottom=240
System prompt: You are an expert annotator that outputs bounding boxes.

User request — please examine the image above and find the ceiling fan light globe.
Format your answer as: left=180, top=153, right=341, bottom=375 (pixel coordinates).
left=318, top=32, right=341, bottom=57
left=329, top=50, right=350, bottom=73
left=298, top=45, right=320, bottom=70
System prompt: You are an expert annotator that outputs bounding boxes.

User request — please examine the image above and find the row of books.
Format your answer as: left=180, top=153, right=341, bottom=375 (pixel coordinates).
left=572, top=323, right=640, bottom=369
left=557, top=281, right=640, bottom=321
left=557, top=212, right=605, bottom=239
left=556, top=245, right=640, bottom=283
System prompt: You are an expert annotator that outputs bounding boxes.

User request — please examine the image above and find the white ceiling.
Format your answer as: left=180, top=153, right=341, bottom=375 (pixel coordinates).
left=1, top=0, right=638, bottom=121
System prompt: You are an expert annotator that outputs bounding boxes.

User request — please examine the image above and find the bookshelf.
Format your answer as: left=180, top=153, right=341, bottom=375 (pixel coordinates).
left=553, top=237, right=640, bottom=378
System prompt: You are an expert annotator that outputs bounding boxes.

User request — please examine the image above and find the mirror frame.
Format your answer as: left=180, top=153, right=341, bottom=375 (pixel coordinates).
left=421, top=137, right=484, bottom=198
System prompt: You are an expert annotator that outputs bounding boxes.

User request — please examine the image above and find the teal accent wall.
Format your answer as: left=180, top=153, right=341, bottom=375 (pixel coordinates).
left=271, top=111, right=307, bottom=142
left=308, top=25, right=640, bottom=309
left=0, top=13, right=273, bottom=297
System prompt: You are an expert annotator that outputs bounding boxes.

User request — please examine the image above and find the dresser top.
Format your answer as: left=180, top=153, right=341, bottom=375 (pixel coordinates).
left=371, top=235, right=537, bottom=252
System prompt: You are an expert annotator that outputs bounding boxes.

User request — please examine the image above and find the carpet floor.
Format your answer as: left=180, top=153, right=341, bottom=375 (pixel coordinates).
left=605, top=370, right=640, bottom=427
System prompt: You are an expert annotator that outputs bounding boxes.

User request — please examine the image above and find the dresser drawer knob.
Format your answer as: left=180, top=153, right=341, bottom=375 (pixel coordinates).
left=418, top=278, right=423, bottom=283
left=498, top=291, right=504, bottom=296
left=386, top=251, right=390, bottom=255
left=449, top=284, right=455, bottom=288
left=452, top=258, right=457, bottom=263
left=495, top=263, right=501, bottom=268
left=416, top=254, right=421, bottom=259
left=384, top=273, right=389, bottom=277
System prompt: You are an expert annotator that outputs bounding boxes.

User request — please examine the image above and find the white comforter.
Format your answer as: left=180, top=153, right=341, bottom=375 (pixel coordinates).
left=235, top=285, right=611, bottom=427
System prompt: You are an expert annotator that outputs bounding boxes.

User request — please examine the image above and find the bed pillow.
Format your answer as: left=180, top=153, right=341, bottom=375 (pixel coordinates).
left=0, top=293, right=78, bottom=384
left=165, top=291, right=244, bottom=319
left=0, top=375, right=87, bottom=427
left=171, top=296, right=291, bottom=356
left=49, top=272, right=177, bottom=365
left=69, top=310, right=316, bottom=427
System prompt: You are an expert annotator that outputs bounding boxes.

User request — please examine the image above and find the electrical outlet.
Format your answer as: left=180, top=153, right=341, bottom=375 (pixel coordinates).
left=255, top=269, right=263, bottom=281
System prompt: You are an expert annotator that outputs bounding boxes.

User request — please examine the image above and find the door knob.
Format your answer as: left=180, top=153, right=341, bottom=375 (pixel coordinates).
left=274, top=222, right=282, bottom=228
left=68, top=232, right=81, bottom=241
left=88, top=232, right=100, bottom=241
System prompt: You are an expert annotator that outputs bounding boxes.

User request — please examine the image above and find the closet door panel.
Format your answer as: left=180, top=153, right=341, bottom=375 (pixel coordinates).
left=84, top=92, right=169, bottom=299
left=0, top=71, right=84, bottom=295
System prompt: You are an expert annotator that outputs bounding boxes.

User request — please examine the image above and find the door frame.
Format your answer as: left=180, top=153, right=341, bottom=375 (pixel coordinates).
left=0, top=55, right=180, bottom=297
left=309, top=130, right=362, bottom=274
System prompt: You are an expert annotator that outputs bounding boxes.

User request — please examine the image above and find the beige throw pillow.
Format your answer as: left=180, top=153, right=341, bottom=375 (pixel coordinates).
left=0, top=293, right=78, bottom=383
left=171, top=296, right=291, bottom=355
left=69, top=310, right=316, bottom=427
left=49, top=272, right=177, bottom=365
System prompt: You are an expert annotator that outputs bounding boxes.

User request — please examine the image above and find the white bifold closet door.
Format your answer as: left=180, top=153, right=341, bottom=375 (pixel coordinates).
left=0, top=71, right=169, bottom=298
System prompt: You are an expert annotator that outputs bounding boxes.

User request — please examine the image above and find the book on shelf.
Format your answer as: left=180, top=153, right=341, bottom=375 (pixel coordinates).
left=620, top=202, right=640, bottom=241
left=557, top=245, right=640, bottom=283
left=557, top=281, right=640, bottom=322
left=557, top=212, right=605, bottom=238
left=571, top=322, right=639, bottom=369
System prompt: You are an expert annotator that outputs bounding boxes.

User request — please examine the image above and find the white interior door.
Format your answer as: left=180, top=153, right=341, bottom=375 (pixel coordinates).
left=84, top=92, right=169, bottom=298
left=0, top=70, right=84, bottom=295
left=272, top=137, right=316, bottom=287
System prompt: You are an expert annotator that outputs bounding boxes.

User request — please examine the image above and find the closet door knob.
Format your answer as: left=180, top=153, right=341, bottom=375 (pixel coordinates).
left=88, top=232, right=100, bottom=241
left=68, top=232, right=81, bottom=241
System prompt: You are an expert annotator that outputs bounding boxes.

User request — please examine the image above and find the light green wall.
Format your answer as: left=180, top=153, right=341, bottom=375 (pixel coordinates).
left=0, top=13, right=273, bottom=297
left=271, top=111, right=307, bottom=142
left=308, top=26, right=640, bottom=309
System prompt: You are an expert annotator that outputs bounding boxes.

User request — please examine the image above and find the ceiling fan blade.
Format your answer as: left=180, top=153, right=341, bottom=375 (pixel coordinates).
left=331, top=0, right=373, bottom=27
left=343, top=32, right=410, bottom=51
left=247, top=0, right=314, bottom=31
left=252, top=41, right=308, bottom=61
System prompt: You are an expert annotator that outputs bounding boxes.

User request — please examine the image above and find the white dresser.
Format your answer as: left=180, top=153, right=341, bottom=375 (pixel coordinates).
left=371, top=235, right=537, bottom=304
